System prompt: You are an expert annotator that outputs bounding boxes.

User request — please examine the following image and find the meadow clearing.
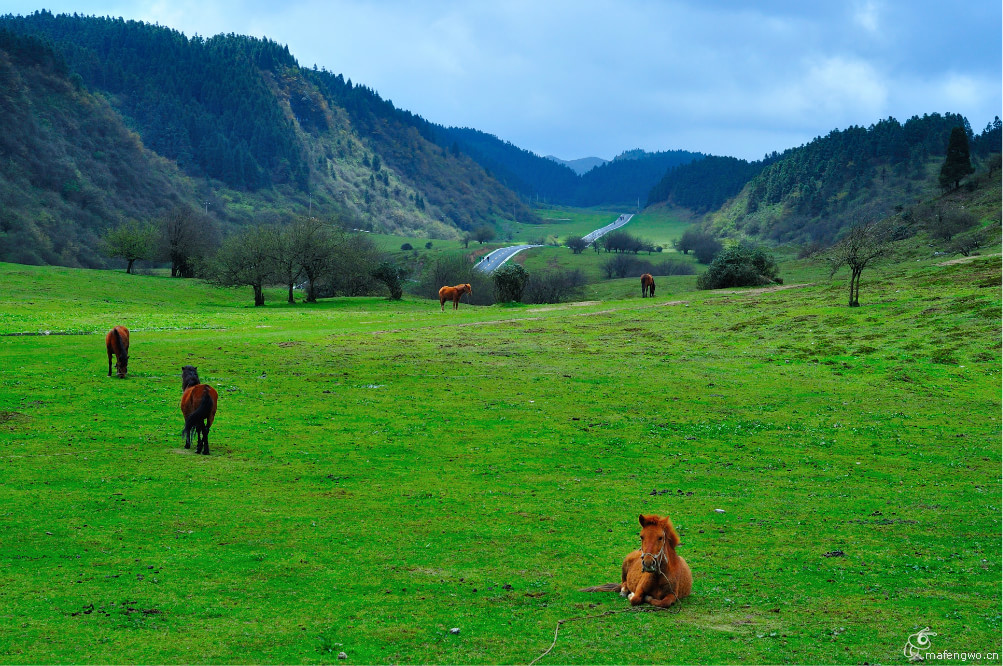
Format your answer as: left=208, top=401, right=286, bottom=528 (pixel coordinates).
left=0, top=248, right=1000, bottom=664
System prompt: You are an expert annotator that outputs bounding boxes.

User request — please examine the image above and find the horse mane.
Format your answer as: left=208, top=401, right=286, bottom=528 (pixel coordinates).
left=181, top=365, right=201, bottom=391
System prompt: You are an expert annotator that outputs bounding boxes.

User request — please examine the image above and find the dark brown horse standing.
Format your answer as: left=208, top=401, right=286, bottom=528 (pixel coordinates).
left=105, top=326, right=130, bottom=378
left=181, top=365, right=218, bottom=455
left=640, top=273, right=655, bottom=298
left=438, top=283, right=472, bottom=311
left=582, top=513, right=692, bottom=608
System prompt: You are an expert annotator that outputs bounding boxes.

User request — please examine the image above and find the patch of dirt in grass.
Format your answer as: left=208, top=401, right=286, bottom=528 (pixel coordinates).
left=936, top=253, right=1001, bottom=266
left=1, top=411, right=27, bottom=425
left=715, top=283, right=814, bottom=295
left=527, top=301, right=601, bottom=312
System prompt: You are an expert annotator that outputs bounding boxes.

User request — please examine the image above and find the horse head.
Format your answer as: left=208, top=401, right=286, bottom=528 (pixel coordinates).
left=461, top=283, right=472, bottom=296
left=115, top=353, right=129, bottom=378
left=181, top=365, right=200, bottom=391
left=638, top=514, right=680, bottom=573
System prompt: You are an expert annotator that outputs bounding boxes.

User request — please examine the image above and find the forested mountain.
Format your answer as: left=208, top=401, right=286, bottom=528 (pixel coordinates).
left=0, top=29, right=198, bottom=265
left=0, top=12, right=538, bottom=266
left=545, top=155, right=607, bottom=175
left=651, top=114, right=1002, bottom=243
left=436, top=125, right=704, bottom=207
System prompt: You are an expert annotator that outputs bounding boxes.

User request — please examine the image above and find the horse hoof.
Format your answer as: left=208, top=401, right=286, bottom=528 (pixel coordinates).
left=627, top=592, right=635, bottom=601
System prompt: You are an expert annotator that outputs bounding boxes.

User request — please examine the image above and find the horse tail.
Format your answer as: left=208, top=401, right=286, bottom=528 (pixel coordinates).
left=111, top=327, right=124, bottom=355
left=182, top=390, right=214, bottom=439
left=578, top=583, right=622, bottom=593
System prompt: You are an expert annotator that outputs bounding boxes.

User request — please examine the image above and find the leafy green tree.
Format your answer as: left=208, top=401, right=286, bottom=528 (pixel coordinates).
left=493, top=263, right=529, bottom=303
left=103, top=220, right=156, bottom=273
left=474, top=225, right=496, bottom=244
left=267, top=224, right=302, bottom=304
left=372, top=261, right=405, bottom=300
left=159, top=206, right=216, bottom=278
left=826, top=221, right=889, bottom=307
left=938, top=126, right=975, bottom=190
left=291, top=216, right=342, bottom=303
left=696, top=244, right=781, bottom=290
left=566, top=235, right=588, bottom=254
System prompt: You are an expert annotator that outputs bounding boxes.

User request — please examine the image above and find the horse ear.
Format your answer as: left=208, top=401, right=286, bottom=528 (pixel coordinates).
left=639, top=514, right=657, bottom=527
left=662, top=517, right=681, bottom=547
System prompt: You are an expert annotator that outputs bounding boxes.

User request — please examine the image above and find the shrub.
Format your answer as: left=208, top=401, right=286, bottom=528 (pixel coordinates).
left=400, top=243, right=413, bottom=251
left=696, top=244, right=781, bottom=290
left=524, top=268, right=587, bottom=304
left=493, top=263, right=529, bottom=303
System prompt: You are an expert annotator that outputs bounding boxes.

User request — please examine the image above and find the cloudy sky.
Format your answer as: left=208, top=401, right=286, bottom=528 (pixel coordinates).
left=6, top=1, right=1001, bottom=161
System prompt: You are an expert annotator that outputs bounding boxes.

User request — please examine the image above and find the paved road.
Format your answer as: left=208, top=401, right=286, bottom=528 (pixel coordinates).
left=475, top=244, right=543, bottom=273
left=582, top=213, right=634, bottom=245
left=475, top=213, right=634, bottom=274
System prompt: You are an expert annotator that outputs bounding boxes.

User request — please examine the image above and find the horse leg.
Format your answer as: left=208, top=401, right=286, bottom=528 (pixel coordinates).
left=644, top=591, right=680, bottom=608
left=200, top=424, right=210, bottom=455
left=108, top=350, right=113, bottom=376
left=628, top=573, right=653, bottom=606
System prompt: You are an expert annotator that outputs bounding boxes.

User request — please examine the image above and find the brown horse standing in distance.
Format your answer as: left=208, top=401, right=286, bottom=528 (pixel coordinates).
left=640, top=273, right=655, bottom=298
left=105, top=326, right=130, bottom=378
left=439, top=283, right=472, bottom=311
left=581, top=513, right=692, bottom=608
left=181, top=365, right=218, bottom=455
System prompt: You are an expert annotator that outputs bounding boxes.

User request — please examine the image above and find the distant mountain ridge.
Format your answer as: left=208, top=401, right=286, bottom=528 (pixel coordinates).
left=545, top=155, right=607, bottom=175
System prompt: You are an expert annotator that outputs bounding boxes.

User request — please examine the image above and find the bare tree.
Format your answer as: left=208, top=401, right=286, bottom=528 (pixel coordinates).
left=826, top=221, right=889, bottom=307
left=291, top=216, right=343, bottom=303
left=206, top=226, right=275, bottom=306
left=159, top=206, right=216, bottom=277
left=566, top=235, right=588, bottom=254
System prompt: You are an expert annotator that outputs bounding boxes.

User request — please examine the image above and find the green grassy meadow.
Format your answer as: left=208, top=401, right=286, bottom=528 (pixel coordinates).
left=0, top=250, right=1000, bottom=664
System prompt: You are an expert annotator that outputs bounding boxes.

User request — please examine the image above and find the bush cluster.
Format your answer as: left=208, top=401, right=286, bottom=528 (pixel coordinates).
left=696, top=244, right=781, bottom=290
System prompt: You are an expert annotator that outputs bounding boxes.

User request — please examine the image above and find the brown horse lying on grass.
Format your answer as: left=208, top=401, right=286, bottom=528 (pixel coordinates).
left=641, top=273, right=655, bottom=298
left=582, top=513, right=692, bottom=607
left=181, top=365, right=218, bottom=455
left=439, top=283, right=472, bottom=311
left=105, top=325, right=130, bottom=378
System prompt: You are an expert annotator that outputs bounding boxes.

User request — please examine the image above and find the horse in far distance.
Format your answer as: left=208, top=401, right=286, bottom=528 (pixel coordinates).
left=640, top=273, right=655, bottom=298
left=181, top=365, right=218, bottom=455
left=105, top=325, right=130, bottom=378
left=439, top=283, right=472, bottom=311
left=581, top=513, right=692, bottom=608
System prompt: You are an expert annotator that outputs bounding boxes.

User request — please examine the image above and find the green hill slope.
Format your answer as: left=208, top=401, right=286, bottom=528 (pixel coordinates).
left=0, top=12, right=539, bottom=267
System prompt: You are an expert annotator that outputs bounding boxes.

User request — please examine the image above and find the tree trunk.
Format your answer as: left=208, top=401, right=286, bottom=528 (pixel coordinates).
left=126, top=259, right=135, bottom=274
left=287, top=283, right=295, bottom=304
left=253, top=285, right=264, bottom=306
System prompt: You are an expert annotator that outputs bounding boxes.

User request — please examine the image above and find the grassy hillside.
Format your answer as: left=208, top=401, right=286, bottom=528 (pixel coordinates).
left=1, top=246, right=998, bottom=663
left=0, top=13, right=540, bottom=268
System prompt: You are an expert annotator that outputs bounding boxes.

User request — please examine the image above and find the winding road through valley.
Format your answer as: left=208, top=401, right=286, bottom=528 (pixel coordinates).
left=475, top=213, right=634, bottom=273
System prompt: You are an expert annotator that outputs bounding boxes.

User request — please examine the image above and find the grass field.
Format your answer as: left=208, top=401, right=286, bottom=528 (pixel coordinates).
left=1, top=248, right=1000, bottom=664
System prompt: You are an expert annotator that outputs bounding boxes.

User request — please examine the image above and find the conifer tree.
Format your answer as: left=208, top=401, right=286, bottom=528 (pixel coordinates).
left=939, top=126, right=975, bottom=190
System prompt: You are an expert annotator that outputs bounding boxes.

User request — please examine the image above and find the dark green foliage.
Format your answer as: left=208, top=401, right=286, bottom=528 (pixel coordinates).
left=565, top=235, right=587, bottom=254
left=648, top=155, right=765, bottom=212
left=473, top=225, right=496, bottom=244
left=696, top=244, right=781, bottom=290
left=939, top=127, right=975, bottom=190
left=971, top=117, right=1001, bottom=157
left=599, top=230, right=654, bottom=254
left=1, top=12, right=307, bottom=191
left=492, top=263, right=529, bottom=303
left=673, top=227, right=723, bottom=264
left=0, top=28, right=194, bottom=267
left=401, top=243, right=414, bottom=251
left=372, top=261, right=405, bottom=300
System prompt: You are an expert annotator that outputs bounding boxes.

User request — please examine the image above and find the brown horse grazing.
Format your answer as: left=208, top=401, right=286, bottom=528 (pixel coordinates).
left=581, top=513, right=692, bottom=608
left=105, top=326, right=130, bottom=378
left=180, top=365, right=218, bottom=455
left=439, top=283, right=472, bottom=311
left=640, top=273, right=655, bottom=298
